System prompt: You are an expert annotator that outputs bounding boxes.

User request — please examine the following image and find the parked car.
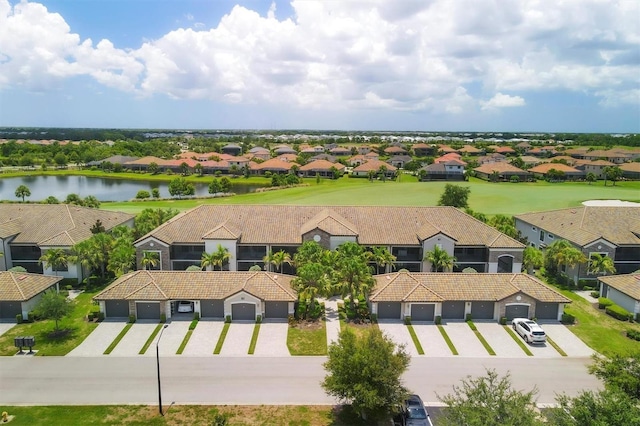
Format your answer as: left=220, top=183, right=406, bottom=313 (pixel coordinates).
left=177, top=301, right=193, bottom=313
left=512, top=318, right=546, bottom=344
left=395, top=394, right=433, bottom=426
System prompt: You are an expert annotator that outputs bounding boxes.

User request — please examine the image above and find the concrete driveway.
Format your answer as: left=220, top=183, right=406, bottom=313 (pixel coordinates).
left=253, top=320, right=290, bottom=357
left=412, top=323, right=452, bottom=356
left=109, top=321, right=158, bottom=356
left=378, top=320, right=420, bottom=356
left=474, top=322, right=528, bottom=357
left=0, top=323, right=15, bottom=338
left=182, top=320, right=225, bottom=356
left=67, top=320, right=127, bottom=357
left=541, top=323, right=596, bottom=357
left=443, top=321, right=490, bottom=357
left=142, top=320, right=190, bottom=357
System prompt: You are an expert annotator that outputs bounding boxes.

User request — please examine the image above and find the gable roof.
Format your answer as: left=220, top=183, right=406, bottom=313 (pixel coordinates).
left=370, top=272, right=570, bottom=303
left=0, top=205, right=134, bottom=247
left=0, top=272, right=62, bottom=301
left=138, top=205, right=525, bottom=248
left=529, top=163, right=582, bottom=174
left=94, top=271, right=296, bottom=302
left=516, top=206, right=640, bottom=246
left=599, top=274, right=640, bottom=300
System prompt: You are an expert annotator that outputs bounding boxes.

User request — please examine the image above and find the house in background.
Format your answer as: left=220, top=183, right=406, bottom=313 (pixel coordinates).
left=515, top=206, right=640, bottom=280
left=419, top=160, right=465, bottom=181
left=369, top=271, right=570, bottom=321
left=0, top=271, right=62, bottom=320
left=474, top=162, right=531, bottom=182
left=598, top=273, right=640, bottom=318
left=351, top=160, right=397, bottom=178
left=134, top=205, right=524, bottom=275
left=299, top=160, right=345, bottom=178
left=0, top=205, right=134, bottom=281
left=528, top=163, right=584, bottom=180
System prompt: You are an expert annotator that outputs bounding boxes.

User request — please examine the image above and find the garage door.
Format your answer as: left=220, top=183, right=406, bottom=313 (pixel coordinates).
left=105, top=300, right=129, bottom=318
left=136, top=302, right=160, bottom=320
left=505, top=304, right=529, bottom=320
left=232, top=303, right=256, bottom=321
left=411, top=304, right=435, bottom=321
left=200, top=300, right=224, bottom=318
left=471, top=301, right=495, bottom=320
left=442, top=301, right=465, bottom=319
left=377, top=302, right=401, bottom=319
left=0, top=301, right=22, bottom=319
left=265, top=301, right=288, bottom=318
left=535, top=303, right=559, bottom=320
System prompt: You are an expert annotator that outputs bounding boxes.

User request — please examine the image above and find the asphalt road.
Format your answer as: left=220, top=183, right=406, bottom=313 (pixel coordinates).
left=0, top=356, right=601, bottom=406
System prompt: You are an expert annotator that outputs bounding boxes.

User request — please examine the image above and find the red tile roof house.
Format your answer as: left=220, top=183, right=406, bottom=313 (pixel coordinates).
left=134, top=205, right=525, bottom=277
left=384, top=146, right=409, bottom=156
left=0, top=205, right=134, bottom=282
left=0, top=271, right=63, bottom=321
left=299, top=160, right=346, bottom=178
left=254, top=158, right=299, bottom=175
left=351, top=160, right=398, bottom=178
left=474, top=162, right=531, bottom=182
left=528, top=163, right=584, bottom=181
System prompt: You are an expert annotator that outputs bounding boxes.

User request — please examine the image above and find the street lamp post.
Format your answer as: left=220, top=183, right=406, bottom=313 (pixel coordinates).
left=156, top=324, right=169, bottom=416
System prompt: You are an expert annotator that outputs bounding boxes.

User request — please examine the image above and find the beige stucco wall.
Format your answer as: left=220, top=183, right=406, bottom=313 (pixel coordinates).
left=136, top=238, right=170, bottom=270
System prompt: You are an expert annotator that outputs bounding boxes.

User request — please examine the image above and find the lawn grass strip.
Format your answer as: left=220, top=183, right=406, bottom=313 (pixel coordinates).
left=406, top=324, right=424, bottom=355
left=287, top=322, right=327, bottom=356
left=546, top=336, right=567, bottom=357
left=213, top=323, right=230, bottom=354
left=176, top=329, right=194, bottom=355
left=503, top=325, right=533, bottom=356
left=466, top=321, right=496, bottom=356
left=437, top=324, right=458, bottom=355
left=138, top=324, right=163, bottom=354
left=103, top=323, right=133, bottom=355
left=248, top=323, right=261, bottom=355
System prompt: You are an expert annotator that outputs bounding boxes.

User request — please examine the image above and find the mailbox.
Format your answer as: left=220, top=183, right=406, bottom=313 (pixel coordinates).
left=23, top=336, right=35, bottom=347
left=14, top=336, right=25, bottom=354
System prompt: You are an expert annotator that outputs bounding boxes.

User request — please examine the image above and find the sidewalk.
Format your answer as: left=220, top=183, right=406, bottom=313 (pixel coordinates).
left=322, top=298, right=341, bottom=345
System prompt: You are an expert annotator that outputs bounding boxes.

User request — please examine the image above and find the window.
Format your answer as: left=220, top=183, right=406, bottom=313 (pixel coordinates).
left=539, top=230, right=545, bottom=242
left=532, top=227, right=537, bottom=231
left=549, top=234, right=554, bottom=239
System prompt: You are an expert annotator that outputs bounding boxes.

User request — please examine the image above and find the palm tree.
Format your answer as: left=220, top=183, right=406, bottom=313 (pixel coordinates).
left=211, top=244, right=232, bottom=271
left=263, top=250, right=292, bottom=273
left=588, top=253, right=616, bottom=276
left=368, top=246, right=397, bottom=274
left=200, top=251, right=216, bottom=271
left=334, top=242, right=375, bottom=314
left=522, top=246, right=543, bottom=275
left=546, top=240, right=587, bottom=285
left=292, top=262, right=330, bottom=318
left=39, top=248, right=68, bottom=276
left=424, top=246, right=457, bottom=272
left=141, top=251, right=159, bottom=271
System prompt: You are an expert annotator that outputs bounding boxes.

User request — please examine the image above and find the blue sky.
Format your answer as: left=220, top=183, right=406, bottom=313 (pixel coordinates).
left=0, top=0, right=638, bottom=132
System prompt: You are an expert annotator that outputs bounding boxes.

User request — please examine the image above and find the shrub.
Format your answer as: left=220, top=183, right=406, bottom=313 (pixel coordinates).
left=193, top=311, right=200, bottom=321
left=189, top=319, right=198, bottom=330
left=509, top=175, right=520, bottom=183
left=561, top=312, right=575, bottom=324
left=636, top=313, right=640, bottom=323
left=96, top=312, right=104, bottom=322
left=256, top=315, right=262, bottom=324
left=465, top=313, right=473, bottom=322
left=135, top=190, right=151, bottom=199
left=370, top=313, right=378, bottom=323
left=87, top=312, right=94, bottom=321
left=598, top=297, right=614, bottom=309
left=435, top=315, right=442, bottom=325
left=627, top=329, right=640, bottom=341
left=404, top=316, right=411, bottom=325
left=605, top=304, right=631, bottom=321
left=16, top=314, right=22, bottom=324
left=590, top=291, right=600, bottom=298
left=287, top=314, right=296, bottom=326
left=65, top=284, right=73, bottom=291
left=160, top=313, right=166, bottom=323
left=128, top=314, right=136, bottom=323
left=225, top=315, right=231, bottom=323
left=500, top=316, right=507, bottom=325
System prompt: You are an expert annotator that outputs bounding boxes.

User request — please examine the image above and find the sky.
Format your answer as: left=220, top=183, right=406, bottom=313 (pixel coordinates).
left=0, top=0, right=639, bottom=133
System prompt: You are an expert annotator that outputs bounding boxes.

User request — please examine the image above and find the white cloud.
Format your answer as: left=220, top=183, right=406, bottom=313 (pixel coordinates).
left=480, top=93, right=526, bottom=110
left=0, top=0, right=638, bottom=113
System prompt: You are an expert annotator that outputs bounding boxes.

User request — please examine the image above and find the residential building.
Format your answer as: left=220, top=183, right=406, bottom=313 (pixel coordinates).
left=351, top=160, right=397, bottom=178
left=598, top=273, right=640, bottom=318
left=515, top=206, right=640, bottom=280
left=134, top=205, right=525, bottom=275
left=474, top=162, right=531, bottom=182
left=0, top=271, right=63, bottom=320
left=0, top=205, right=134, bottom=281
left=419, top=160, right=465, bottom=181
left=299, top=160, right=345, bottom=178
left=528, top=163, right=584, bottom=180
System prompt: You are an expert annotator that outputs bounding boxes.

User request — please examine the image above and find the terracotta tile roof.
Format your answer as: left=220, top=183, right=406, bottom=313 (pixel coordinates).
left=300, top=209, right=359, bottom=236
left=370, top=272, right=570, bottom=303
left=139, top=205, right=525, bottom=248
left=384, top=146, right=408, bottom=154
left=0, top=205, right=134, bottom=246
left=352, top=160, right=397, bottom=172
left=474, top=162, right=527, bottom=174
left=94, top=271, right=296, bottom=301
left=256, top=158, right=298, bottom=171
left=620, top=162, right=640, bottom=172
left=299, top=160, right=345, bottom=172
left=0, top=272, right=62, bottom=301
left=528, top=163, right=582, bottom=174
left=599, top=274, right=640, bottom=300
left=458, top=145, right=483, bottom=154
left=516, top=206, right=640, bottom=246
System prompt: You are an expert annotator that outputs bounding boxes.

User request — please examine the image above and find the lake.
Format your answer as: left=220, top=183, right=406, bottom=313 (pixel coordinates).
left=0, top=175, right=267, bottom=202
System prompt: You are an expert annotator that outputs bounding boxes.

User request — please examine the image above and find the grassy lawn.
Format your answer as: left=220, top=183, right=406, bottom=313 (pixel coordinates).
left=0, top=404, right=394, bottom=426
left=0, top=291, right=99, bottom=356
left=561, top=290, right=640, bottom=356
left=287, top=321, right=327, bottom=355
left=101, top=176, right=640, bottom=215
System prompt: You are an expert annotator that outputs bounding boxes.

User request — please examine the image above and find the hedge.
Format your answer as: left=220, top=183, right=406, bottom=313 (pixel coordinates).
left=627, top=329, right=640, bottom=341
left=605, top=304, right=632, bottom=321
left=598, top=297, right=614, bottom=309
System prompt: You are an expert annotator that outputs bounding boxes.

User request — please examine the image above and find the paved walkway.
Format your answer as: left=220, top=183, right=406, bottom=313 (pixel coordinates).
left=323, top=298, right=341, bottom=345
left=575, top=290, right=599, bottom=304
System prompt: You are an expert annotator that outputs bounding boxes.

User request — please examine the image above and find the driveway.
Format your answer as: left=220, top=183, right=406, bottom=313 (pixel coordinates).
left=0, top=323, right=15, bottom=338
left=67, top=320, right=127, bottom=357
left=219, top=321, right=255, bottom=356
left=142, top=320, right=190, bottom=357
left=541, top=323, right=596, bottom=357
left=378, top=320, right=420, bottom=356
left=182, top=320, right=225, bottom=356
left=411, top=323, right=453, bottom=356
left=253, top=320, right=290, bottom=357
left=109, top=322, right=158, bottom=356
left=443, top=321, right=490, bottom=357
left=474, top=322, right=528, bottom=357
